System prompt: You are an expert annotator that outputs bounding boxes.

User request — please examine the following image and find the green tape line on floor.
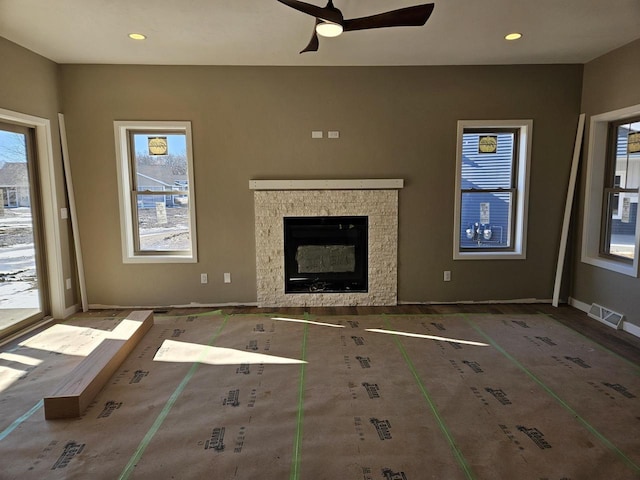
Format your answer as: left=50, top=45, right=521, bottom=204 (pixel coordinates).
left=537, top=311, right=640, bottom=375
left=0, top=400, right=43, bottom=442
left=466, top=315, right=640, bottom=475
left=289, top=314, right=309, bottom=480
left=118, top=314, right=229, bottom=480
left=384, top=316, right=476, bottom=480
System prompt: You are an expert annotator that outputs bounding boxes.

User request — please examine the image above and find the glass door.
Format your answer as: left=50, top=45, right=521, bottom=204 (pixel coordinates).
left=0, top=122, right=47, bottom=339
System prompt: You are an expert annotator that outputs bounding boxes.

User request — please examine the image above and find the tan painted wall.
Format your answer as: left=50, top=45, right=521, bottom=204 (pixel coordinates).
left=0, top=37, right=77, bottom=313
left=575, top=38, right=640, bottom=326
left=58, top=63, right=583, bottom=307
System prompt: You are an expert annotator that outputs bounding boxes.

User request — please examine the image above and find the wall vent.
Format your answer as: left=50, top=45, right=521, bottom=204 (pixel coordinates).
left=588, top=303, right=624, bottom=329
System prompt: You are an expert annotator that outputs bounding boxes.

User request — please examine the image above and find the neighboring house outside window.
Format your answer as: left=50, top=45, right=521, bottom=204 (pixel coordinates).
left=583, top=105, right=640, bottom=277
left=0, top=162, right=30, bottom=208
left=114, top=121, right=197, bottom=263
left=453, top=120, right=533, bottom=260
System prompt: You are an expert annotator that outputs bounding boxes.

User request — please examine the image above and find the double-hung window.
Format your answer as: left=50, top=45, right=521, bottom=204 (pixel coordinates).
left=453, top=120, right=533, bottom=259
left=583, top=106, right=640, bottom=277
left=601, top=118, right=640, bottom=262
left=114, top=121, right=197, bottom=263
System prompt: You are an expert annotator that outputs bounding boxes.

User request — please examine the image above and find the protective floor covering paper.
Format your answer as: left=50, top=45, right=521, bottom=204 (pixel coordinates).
left=0, top=311, right=638, bottom=479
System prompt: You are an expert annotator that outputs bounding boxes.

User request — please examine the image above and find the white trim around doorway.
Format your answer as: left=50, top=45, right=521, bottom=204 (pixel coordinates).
left=0, top=107, right=67, bottom=319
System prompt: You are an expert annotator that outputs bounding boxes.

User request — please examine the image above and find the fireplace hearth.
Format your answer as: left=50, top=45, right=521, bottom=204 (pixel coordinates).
left=284, top=216, right=368, bottom=293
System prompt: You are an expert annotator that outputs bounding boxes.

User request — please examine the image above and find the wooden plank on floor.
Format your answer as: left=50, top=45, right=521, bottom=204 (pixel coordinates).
left=43, top=310, right=153, bottom=420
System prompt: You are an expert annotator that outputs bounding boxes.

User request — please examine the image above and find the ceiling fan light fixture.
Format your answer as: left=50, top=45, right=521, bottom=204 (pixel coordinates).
left=277, top=0, right=435, bottom=53
left=505, top=32, right=522, bottom=41
left=316, top=21, right=343, bottom=37
left=128, top=33, right=147, bottom=40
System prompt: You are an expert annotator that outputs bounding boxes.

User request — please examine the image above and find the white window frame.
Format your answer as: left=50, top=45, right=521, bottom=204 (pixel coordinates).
left=453, top=119, right=533, bottom=260
left=114, top=120, right=198, bottom=263
left=582, top=105, right=640, bottom=277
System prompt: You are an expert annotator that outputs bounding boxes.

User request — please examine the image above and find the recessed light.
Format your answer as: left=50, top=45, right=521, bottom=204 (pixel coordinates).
left=128, top=33, right=147, bottom=40
left=505, top=32, right=522, bottom=41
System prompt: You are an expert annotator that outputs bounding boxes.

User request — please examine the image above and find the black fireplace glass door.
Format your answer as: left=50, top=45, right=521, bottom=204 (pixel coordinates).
left=284, top=216, right=368, bottom=293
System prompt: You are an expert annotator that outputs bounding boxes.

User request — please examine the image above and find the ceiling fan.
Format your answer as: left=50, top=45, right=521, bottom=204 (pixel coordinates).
left=276, top=0, right=435, bottom=53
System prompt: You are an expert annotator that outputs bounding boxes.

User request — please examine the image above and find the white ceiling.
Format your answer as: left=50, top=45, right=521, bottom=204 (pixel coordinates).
left=1, top=0, right=640, bottom=66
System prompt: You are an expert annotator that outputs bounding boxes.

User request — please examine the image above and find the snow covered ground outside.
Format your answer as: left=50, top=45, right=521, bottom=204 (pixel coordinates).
left=0, top=208, right=39, bottom=309
left=0, top=280, right=38, bottom=308
left=0, top=206, right=190, bottom=310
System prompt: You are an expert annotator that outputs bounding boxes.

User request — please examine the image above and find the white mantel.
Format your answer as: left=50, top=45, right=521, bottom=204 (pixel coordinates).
left=252, top=179, right=402, bottom=307
left=249, top=179, right=404, bottom=190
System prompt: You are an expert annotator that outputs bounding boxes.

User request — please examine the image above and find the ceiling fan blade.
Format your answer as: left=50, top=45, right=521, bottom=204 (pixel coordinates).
left=343, top=3, right=434, bottom=31
left=300, top=20, right=320, bottom=53
left=276, top=0, right=343, bottom=24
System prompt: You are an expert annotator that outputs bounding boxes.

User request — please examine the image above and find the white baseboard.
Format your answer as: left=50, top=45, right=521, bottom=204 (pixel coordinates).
left=623, top=321, right=640, bottom=338
left=568, top=297, right=590, bottom=313
left=88, top=302, right=259, bottom=310
left=569, top=297, right=639, bottom=340
left=399, top=298, right=554, bottom=305
left=62, top=304, right=81, bottom=319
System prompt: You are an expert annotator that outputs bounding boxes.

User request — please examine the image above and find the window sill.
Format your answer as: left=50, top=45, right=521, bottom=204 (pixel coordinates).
left=454, top=250, right=525, bottom=260
left=122, top=254, right=197, bottom=264
left=581, top=254, right=638, bottom=277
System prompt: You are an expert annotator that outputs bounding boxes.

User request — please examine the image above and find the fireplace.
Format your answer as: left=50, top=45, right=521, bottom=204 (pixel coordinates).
left=251, top=179, right=402, bottom=307
left=284, top=216, right=368, bottom=293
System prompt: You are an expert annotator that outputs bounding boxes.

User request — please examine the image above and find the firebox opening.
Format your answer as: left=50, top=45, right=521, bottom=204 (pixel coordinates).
left=284, top=216, right=368, bottom=293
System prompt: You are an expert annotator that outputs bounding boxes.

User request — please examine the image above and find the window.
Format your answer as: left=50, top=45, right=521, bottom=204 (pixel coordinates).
left=600, top=118, right=640, bottom=262
left=114, top=121, right=197, bottom=263
left=583, top=105, right=640, bottom=277
left=453, top=120, right=533, bottom=260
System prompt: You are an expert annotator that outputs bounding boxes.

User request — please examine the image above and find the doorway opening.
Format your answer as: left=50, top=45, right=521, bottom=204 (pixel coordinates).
left=0, top=121, right=48, bottom=338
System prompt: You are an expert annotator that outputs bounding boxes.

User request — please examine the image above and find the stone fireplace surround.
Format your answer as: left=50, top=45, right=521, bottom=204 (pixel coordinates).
left=251, top=179, right=402, bottom=307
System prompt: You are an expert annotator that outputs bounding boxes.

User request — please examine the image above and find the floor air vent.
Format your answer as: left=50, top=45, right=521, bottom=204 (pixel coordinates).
left=588, top=303, right=624, bottom=329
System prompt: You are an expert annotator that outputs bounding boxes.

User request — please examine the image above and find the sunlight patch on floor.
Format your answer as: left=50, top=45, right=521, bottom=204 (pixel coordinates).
left=271, top=316, right=345, bottom=328
left=0, top=365, right=28, bottom=392
left=366, top=328, right=489, bottom=347
left=19, top=324, right=111, bottom=356
left=153, top=339, right=307, bottom=365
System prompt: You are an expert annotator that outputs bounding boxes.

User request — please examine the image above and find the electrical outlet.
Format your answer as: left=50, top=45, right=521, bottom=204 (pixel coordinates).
left=65, top=278, right=72, bottom=290
left=224, top=272, right=231, bottom=283
left=200, top=273, right=208, bottom=284
left=443, top=270, right=451, bottom=282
